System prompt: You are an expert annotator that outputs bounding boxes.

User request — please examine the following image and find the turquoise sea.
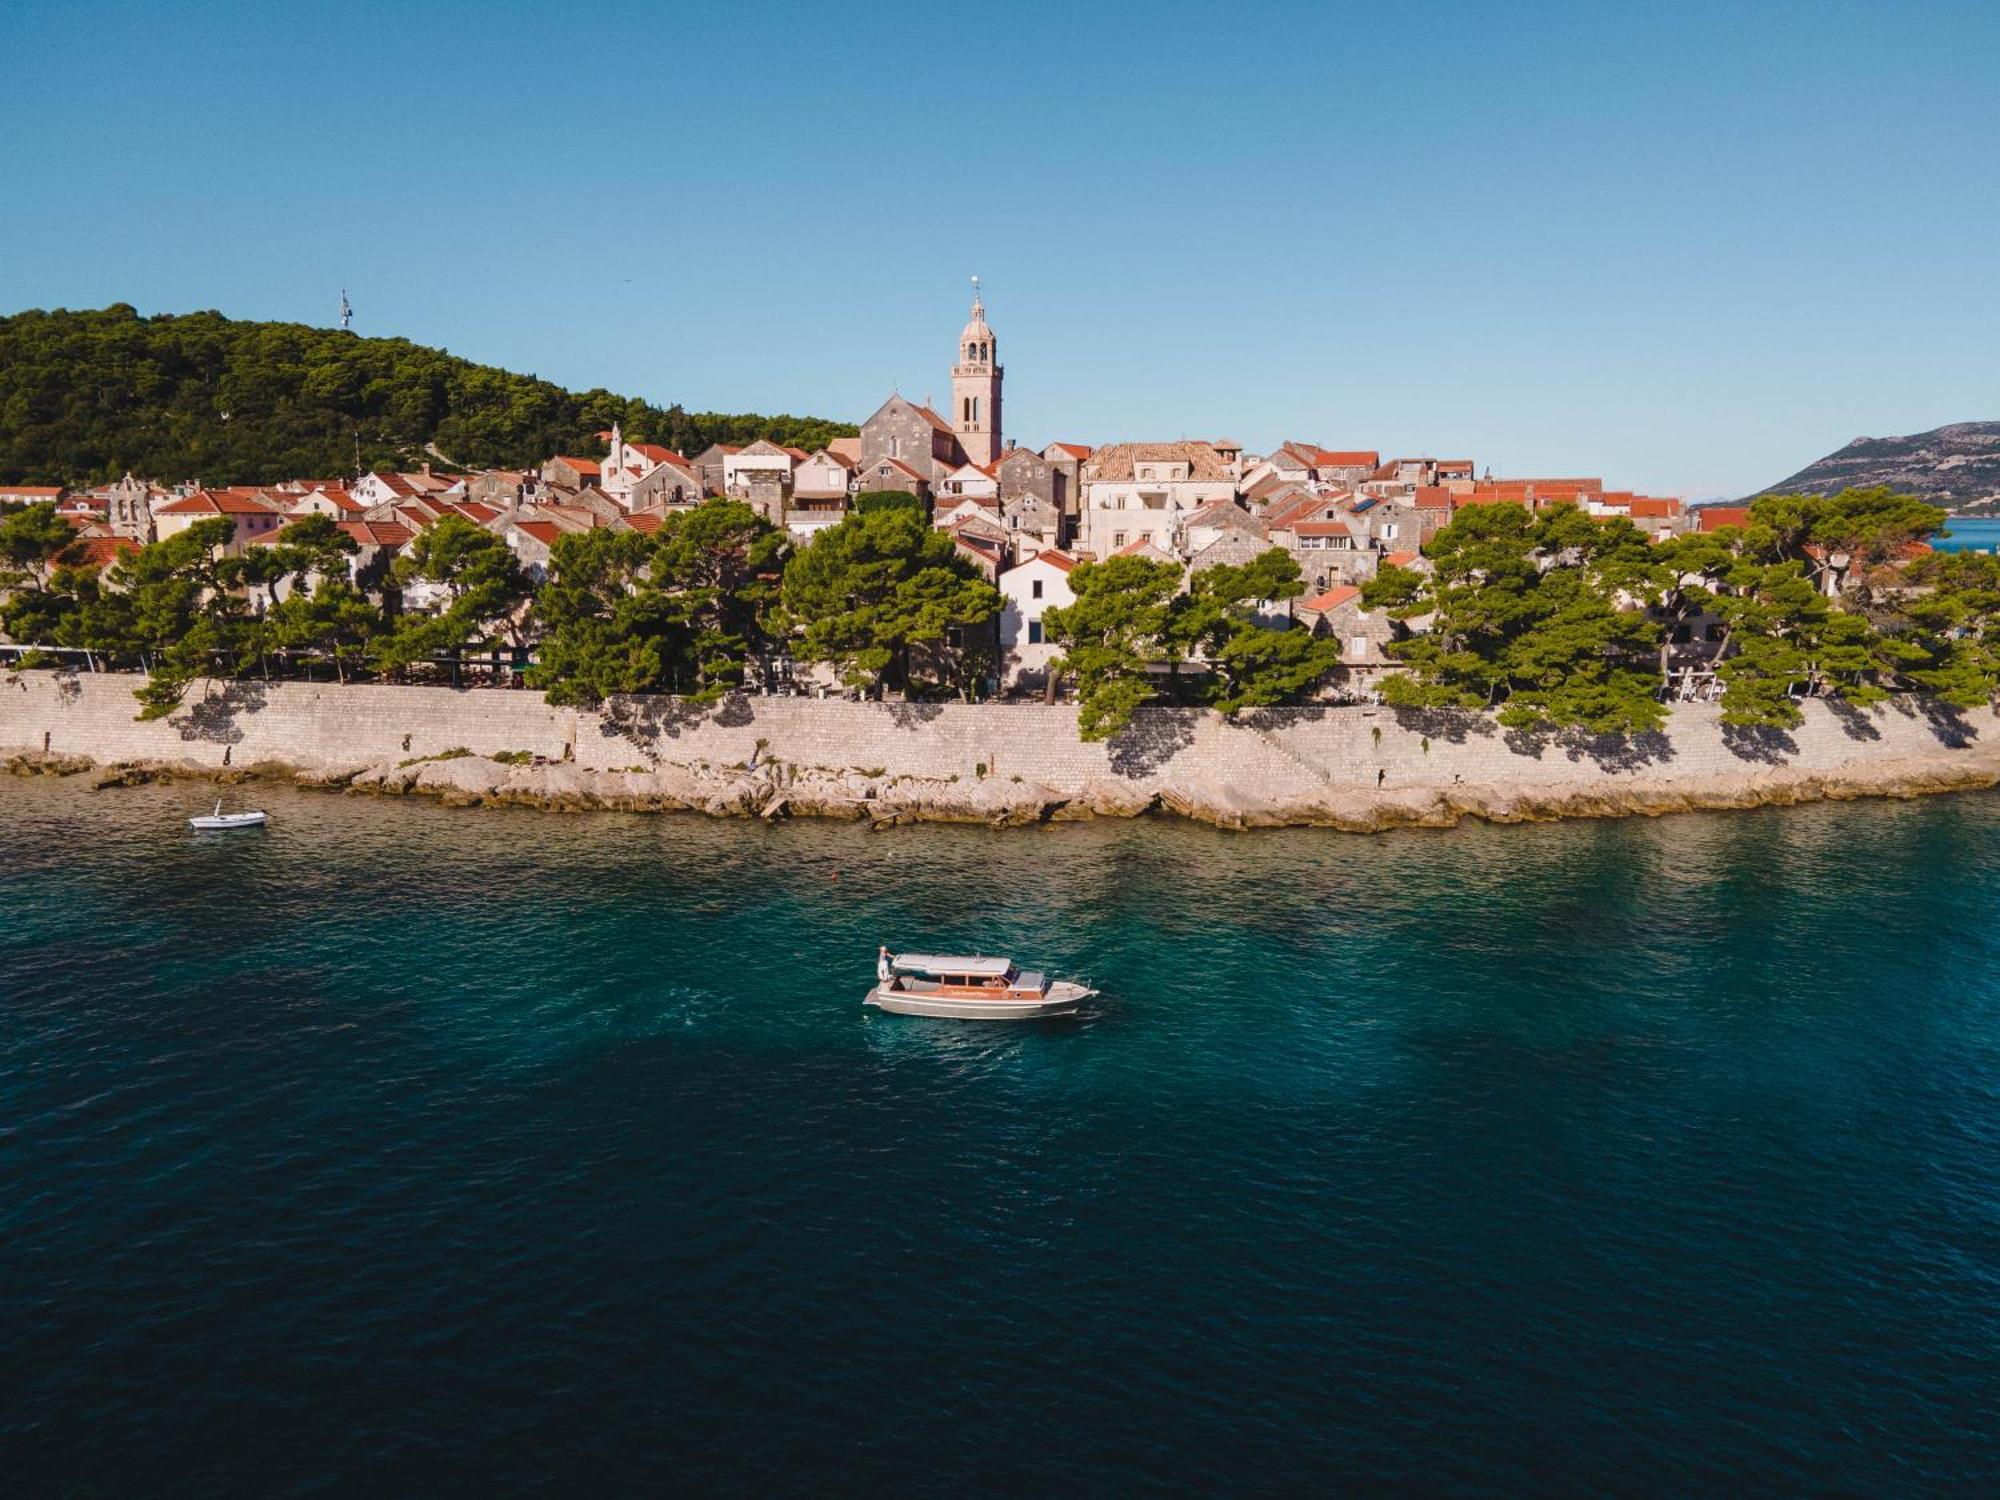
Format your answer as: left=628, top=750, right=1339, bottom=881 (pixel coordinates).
left=5, top=779, right=2000, bottom=1494
left=1934, top=516, right=2000, bottom=553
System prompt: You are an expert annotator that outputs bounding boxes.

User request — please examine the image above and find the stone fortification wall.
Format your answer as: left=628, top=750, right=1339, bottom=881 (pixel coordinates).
left=3, top=671, right=1997, bottom=830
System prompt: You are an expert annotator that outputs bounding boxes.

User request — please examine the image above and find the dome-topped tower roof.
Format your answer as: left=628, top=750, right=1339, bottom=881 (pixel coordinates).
left=961, top=274, right=993, bottom=347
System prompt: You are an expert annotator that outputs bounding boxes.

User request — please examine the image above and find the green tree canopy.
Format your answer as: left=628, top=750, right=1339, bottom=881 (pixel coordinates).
left=0, top=305, right=856, bottom=484
left=779, top=508, right=1000, bottom=697
left=1361, top=503, right=1668, bottom=735
left=1042, top=554, right=1184, bottom=739
left=376, top=514, right=532, bottom=669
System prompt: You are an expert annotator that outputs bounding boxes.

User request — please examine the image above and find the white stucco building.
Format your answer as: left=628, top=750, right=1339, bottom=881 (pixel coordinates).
left=997, top=549, right=1077, bottom=690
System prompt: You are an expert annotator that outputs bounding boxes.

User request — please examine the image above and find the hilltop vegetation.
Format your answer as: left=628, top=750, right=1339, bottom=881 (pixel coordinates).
left=0, top=305, right=856, bottom=485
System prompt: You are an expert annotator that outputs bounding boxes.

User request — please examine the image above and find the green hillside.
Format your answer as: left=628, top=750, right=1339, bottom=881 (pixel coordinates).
left=0, top=305, right=857, bottom=485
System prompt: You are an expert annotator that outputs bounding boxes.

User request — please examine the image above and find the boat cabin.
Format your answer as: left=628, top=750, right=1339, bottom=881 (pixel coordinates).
left=885, top=953, right=1048, bottom=998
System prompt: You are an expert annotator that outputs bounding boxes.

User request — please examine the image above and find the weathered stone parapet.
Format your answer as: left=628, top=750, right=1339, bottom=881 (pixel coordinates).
left=3, top=671, right=1997, bottom=831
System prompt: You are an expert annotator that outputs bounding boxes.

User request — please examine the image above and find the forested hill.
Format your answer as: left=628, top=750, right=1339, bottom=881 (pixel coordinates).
left=0, top=305, right=857, bottom=485
left=1756, top=421, right=2000, bottom=514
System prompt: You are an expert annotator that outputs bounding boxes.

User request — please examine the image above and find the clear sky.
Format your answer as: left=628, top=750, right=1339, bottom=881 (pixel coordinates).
left=3, top=0, right=1996, bottom=497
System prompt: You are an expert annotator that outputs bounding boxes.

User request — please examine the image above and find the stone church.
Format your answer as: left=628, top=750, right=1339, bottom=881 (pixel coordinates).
left=858, top=285, right=1005, bottom=497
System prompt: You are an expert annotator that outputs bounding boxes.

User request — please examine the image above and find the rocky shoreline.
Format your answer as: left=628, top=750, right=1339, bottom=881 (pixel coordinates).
left=10, top=741, right=1999, bottom=833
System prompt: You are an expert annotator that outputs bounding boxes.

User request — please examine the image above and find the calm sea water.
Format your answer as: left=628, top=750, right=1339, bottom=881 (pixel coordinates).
left=1934, top=516, right=2000, bottom=553
left=5, top=780, right=2000, bottom=1495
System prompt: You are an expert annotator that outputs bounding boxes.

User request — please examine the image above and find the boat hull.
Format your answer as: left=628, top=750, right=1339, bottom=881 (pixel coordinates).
left=865, top=981, right=1095, bottom=1020
left=189, top=813, right=267, bottom=831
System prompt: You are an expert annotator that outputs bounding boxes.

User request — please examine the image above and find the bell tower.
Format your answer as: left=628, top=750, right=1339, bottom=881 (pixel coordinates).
left=950, top=277, right=1002, bottom=466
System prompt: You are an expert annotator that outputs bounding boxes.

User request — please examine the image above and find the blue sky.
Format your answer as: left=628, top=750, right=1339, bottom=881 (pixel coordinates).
left=3, top=0, right=1996, bottom=497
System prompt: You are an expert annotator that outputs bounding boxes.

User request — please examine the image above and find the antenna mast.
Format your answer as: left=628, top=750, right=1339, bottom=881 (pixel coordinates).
left=339, top=289, right=353, bottom=331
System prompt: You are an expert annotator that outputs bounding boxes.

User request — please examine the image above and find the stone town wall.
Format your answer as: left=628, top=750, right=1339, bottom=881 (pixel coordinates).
left=2, top=671, right=1996, bottom=828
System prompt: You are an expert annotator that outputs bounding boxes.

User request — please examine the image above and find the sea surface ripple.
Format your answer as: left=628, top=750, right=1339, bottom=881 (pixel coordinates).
left=3, top=780, right=1999, bottom=1494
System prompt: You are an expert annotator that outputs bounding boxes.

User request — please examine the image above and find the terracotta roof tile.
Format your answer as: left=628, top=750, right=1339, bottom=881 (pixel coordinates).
left=1301, top=585, right=1362, bottom=611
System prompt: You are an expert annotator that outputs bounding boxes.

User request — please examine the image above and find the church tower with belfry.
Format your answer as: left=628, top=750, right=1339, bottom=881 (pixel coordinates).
left=950, top=277, right=1002, bottom=466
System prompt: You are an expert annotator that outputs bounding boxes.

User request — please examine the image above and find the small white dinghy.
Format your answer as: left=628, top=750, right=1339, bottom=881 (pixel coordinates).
left=189, top=799, right=267, bottom=832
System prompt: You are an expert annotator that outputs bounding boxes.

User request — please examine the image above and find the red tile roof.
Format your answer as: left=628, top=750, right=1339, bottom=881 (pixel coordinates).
left=1, top=484, right=65, bottom=496
left=629, top=443, right=687, bottom=466
left=553, top=455, right=602, bottom=475
left=1698, top=505, right=1752, bottom=532
left=1028, top=548, right=1078, bottom=572
left=157, top=488, right=282, bottom=516
left=624, top=511, right=665, bottom=535
left=64, top=535, right=140, bottom=567
left=1384, top=550, right=1421, bottom=568
left=512, top=520, right=562, bottom=547
left=1311, top=449, right=1379, bottom=469
left=1300, top=585, right=1361, bottom=612
left=337, top=519, right=414, bottom=547
left=1046, top=442, right=1092, bottom=461
left=1292, top=520, right=1352, bottom=537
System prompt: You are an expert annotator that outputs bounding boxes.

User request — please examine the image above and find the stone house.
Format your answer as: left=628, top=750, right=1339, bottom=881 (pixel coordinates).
left=1179, top=497, right=1266, bottom=558
left=541, top=456, right=601, bottom=490
left=723, top=440, right=800, bottom=498
left=996, top=446, right=1060, bottom=513
left=1186, top=529, right=1271, bottom=578
left=468, top=469, right=543, bottom=510
left=691, top=443, right=741, bottom=498
left=1040, top=443, right=1090, bottom=519
left=855, top=455, right=931, bottom=500
left=625, top=456, right=704, bottom=511
left=1000, top=493, right=1061, bottom=560
left=1296, top=584, right=1401, bottom=694
left=1277, top=518, right=1380, bottom=592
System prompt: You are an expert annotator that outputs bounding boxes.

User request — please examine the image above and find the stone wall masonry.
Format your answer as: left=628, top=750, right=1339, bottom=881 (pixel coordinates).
left=4, top=670, right=1999, bottom=830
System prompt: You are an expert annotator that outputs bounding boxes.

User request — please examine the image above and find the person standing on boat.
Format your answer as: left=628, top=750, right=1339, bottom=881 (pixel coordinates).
left=878, top=947, right=894, bottom=984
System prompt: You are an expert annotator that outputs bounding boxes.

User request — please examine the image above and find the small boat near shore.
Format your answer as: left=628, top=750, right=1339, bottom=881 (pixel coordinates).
left=188, top=800, right=267, bottom=832
left=866, top=948, right=1096, bottom=1020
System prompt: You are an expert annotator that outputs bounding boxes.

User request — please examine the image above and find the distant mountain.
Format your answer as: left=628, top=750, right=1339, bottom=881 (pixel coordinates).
left=1755, top=421, right=2000, bottom=514
left=0, top=305, right=857, bottom=486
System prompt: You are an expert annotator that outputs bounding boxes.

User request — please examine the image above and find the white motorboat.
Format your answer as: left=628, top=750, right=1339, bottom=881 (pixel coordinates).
left=189, top=800, right=268, bottom=832
left=865, top=948, right=1096, bottom=1020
